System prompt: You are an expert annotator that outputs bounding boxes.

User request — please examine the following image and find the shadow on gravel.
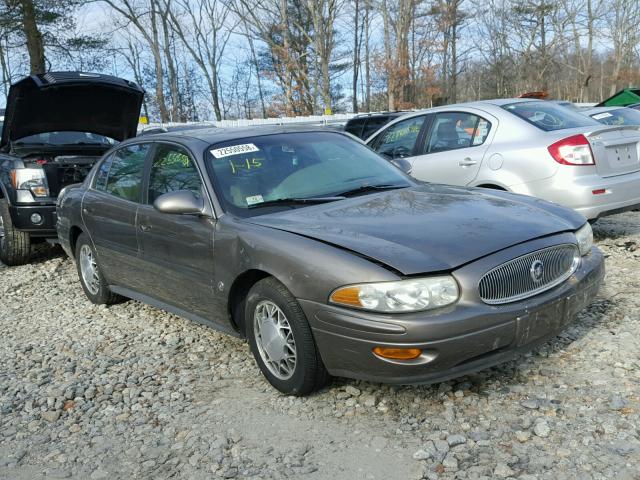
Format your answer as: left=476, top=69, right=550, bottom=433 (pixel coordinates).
left=29, top=242, right=67, bottom=264
left=593, top=212, right=640, bottom=241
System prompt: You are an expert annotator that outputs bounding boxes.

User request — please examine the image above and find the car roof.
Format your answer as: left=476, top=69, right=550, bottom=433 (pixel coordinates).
left=131, top=124, right=345, bottom=145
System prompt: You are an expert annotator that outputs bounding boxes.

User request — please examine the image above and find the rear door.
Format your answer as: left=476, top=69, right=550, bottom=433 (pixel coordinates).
left=136, top=142, right=217, bottom=319
left=586, top=126, right=640, bottom=178
left=82, top=142, right=151, bottom=289
left=410, top=111, right=493, bottom=185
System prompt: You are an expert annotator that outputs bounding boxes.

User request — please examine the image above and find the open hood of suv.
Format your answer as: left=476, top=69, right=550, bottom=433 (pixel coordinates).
left=1, top=72, right=144, bottom=150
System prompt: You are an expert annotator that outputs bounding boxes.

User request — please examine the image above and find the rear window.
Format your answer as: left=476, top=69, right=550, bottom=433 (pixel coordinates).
left=362, top=116, right=395, bottom=139
left=344, top=118, right=366, bottom=138
left=590, top=108, right=640, bottom=126
left=14, top=131, right=116, bottom=146
left=503, top=101, right=599, bottom=131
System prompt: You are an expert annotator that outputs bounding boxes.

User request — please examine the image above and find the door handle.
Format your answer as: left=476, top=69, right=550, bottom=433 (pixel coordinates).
left=458, top=158, right=477, bottom=167
left=140, top=224, right=151, bottom=232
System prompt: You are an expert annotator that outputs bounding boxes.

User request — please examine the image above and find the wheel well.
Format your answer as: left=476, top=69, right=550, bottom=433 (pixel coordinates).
left=476, top=184, right=507, bottom=191
left=228, top=269, right=271, bottom=336
left=69, top=226, right=83, bottom=256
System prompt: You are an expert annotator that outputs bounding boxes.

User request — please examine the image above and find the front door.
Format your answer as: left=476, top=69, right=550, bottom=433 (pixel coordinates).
left=410, top=111, right=493, bottom=185
left=137, top=142, right=217, bottom=320
left=82, top=143, right=150, bottom=290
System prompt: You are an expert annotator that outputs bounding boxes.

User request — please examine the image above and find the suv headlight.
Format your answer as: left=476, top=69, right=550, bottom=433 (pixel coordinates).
left=330, top=276, right=459, bottom=313
left=10, top=168, right=49, bottom=197
left=575, top=222, right=593, bottom=256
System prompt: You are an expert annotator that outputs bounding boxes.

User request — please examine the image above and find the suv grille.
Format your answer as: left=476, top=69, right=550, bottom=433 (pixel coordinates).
left=478, top=244, right=580, bottom=305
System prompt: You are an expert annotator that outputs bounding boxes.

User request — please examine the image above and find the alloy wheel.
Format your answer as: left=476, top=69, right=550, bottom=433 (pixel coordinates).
left=79, top=244, right=100, bottom=295
left=253, top=300, right=297, bottom=380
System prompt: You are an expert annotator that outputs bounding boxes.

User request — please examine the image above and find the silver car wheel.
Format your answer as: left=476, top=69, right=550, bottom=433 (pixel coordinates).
left=0, top=213, right=5, bottom=245
left=79, top=244, right=100, bottom=295
left=253, top=300, right=297, bottom=380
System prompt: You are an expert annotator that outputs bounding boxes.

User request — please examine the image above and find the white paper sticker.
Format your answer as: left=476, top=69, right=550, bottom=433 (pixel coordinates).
left=211, top=143, right=260, bottom=158
left=592, top=112, right=613, bottom=120
left=245, top=195, right=264, bottom=206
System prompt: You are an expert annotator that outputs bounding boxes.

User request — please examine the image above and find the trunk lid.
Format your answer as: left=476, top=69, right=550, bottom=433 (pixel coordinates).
left=1, top=72, right=144, bottom=151
left=585, top=125, right=640, bottom=177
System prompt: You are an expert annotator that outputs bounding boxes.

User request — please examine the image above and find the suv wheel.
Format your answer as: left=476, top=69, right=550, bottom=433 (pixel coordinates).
left=0, top=199, right=31, bottom=266
left=75, top=233, right=123, bottom=304
left=246, top=277, right=330, bottom=395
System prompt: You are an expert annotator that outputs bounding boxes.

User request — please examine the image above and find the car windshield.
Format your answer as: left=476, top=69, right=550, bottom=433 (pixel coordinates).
left=503, top=101, right=599, bottom=131
left=206, top=131, right=412, bottom=217
left=590, top=108, right=640, bottom=126
left=14, top=131, right=116, bottom=146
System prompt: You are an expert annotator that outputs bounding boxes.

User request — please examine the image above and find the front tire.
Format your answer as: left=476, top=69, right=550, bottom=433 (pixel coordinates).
left=246, top=277, right=329, bottom=395
left=75, top=233, right=123, bottom=305
left=0, top=199, right=31, bottom=266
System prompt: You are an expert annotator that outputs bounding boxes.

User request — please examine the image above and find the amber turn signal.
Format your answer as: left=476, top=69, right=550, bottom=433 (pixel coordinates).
left=329, top=286, right=362, bottom=307
left=373, top=347, right=422, bottom=360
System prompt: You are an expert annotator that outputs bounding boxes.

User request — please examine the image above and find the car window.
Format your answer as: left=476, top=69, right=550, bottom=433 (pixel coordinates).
left=104, top=144, right=150, bottom=202
left=147, top=144, right=203, bottom=203
left=206, top=131, right=412, bottom=217
left=424, top=112, right=491, bottom=154
left=344, top=118, right=366, bottom=138
left=362, top=116, right=395, bottom=139
left=590, top=108, right=640, bottom=126
left=94, top=155, right=114, bottom=191
left=372, top=116, right=425, bottom=158
left=503, top=101, right=599, bottom=131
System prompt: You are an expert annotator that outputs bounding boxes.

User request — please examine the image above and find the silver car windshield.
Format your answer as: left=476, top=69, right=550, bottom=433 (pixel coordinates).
left=590, top=108, right=640, bottom=126
left=503, top=101, right=599, bottom=131
left=206, top=131, right=412, bottom=217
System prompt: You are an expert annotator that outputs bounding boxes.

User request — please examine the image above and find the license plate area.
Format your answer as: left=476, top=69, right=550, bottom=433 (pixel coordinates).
left=606, top=143, right=639, bottom=169
left=516, top=297, right=567, bottom=347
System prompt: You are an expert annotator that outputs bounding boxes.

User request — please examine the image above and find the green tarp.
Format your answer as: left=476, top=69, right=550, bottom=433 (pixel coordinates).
left=597, top=88, right=640, bottom=107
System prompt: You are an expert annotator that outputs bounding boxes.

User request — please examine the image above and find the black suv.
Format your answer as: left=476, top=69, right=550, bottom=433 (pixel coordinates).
left=0, top=72, right=143, bottom=265
left=344, top=112, right=409, bottom=140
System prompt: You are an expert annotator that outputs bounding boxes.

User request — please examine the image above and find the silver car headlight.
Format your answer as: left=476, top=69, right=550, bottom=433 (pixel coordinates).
left=330, top=276, right=459, bottom=313
left=575, top=222, right=593, bottom=256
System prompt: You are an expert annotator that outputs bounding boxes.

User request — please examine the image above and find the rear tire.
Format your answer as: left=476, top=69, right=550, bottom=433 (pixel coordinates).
left=0, top=199, right=31, bottom=266
left=246, top=277, right=330, bottom=395
left=75, top=233, right=123, bottom=305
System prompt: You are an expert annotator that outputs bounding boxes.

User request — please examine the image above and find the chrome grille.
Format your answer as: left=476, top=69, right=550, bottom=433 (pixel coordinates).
left=478, top=244, right=580, bottom=305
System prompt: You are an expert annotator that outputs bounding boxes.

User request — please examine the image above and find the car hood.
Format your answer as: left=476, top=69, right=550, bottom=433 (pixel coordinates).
left=245, top=185, right=585, bottom=275
left=1, top=72, right=144, bottom=150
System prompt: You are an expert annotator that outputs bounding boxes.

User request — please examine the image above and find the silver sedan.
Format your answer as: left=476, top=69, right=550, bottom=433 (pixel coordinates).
left=365, top=99, right=640, bottom=220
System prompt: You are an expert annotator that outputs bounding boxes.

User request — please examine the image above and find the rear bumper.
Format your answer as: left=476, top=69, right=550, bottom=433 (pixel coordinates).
left=9, top=204, right=57, bottom=237
left=300, top=248, right=604, bottom=384
left=514, top=169, right=640, bottom=219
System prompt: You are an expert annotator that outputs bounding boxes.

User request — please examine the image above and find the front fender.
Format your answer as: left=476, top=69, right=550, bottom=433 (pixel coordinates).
left=214, top=215, right=400, bottom=306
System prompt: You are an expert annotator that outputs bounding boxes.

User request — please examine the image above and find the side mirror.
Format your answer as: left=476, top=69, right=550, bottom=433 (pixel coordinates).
left=390, top=157, right=412, bottom=175
left=153, top=190, right=205, bottom=215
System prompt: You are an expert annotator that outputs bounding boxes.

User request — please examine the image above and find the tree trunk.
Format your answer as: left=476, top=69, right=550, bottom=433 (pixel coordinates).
left=381, top=0, right=395, bottom=110
left=19, top=0, right=45, bottom=74
left=352, top=0, right=359, bottom=112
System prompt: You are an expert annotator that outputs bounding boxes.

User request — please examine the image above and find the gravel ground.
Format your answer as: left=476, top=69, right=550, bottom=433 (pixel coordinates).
left=1, top=213, right=639, bottom=480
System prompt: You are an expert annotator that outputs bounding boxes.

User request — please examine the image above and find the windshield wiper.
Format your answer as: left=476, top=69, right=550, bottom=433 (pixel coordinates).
left=335, top=184, right=408, bottom=197
left=247, top=196, right=345, bottom=209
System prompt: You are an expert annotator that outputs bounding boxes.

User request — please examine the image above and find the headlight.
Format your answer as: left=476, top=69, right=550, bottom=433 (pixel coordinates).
left=329, top=276, right=459, bottom=313
left=575, top=222, right=593, bottom=256
left=10, top=168, right=49, bottom=197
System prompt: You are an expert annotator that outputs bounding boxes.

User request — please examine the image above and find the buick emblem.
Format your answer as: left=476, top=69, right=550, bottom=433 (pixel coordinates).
left=530, top=260, right=544, bottom=282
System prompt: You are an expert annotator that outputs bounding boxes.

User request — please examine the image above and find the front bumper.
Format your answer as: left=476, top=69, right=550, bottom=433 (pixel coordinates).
left=9, top=204, right=57, bottom=237
left=301, top=247, right=604, bottom=384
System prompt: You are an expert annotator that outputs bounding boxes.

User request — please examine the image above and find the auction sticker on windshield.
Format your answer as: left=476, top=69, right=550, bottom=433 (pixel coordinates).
left=211, top=143, right=260, bottom=158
